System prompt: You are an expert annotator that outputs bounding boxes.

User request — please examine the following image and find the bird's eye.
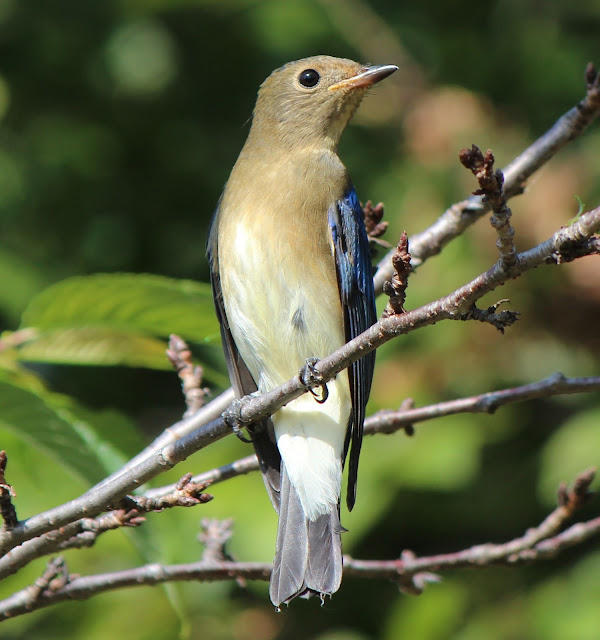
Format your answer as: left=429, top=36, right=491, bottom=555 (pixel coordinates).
left=298, top=69, right=320, bottom=88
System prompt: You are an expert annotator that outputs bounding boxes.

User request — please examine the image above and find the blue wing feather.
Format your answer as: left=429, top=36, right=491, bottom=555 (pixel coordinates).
left=329, top=186, right=377, bottom=511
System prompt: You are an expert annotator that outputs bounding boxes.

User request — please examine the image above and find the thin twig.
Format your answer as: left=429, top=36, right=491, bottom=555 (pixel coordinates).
left=345, top=516, right=600, bottom=590
left=459, top=145, right=517, bottom=269
left=0, top=476, right=212, bottom=581
left=119, top=473, right=213, bottom=512
left=144, top=455, right=260, bottom=501
left=0, top=557, right=271, bottom=620
left=366, top=372, right=600, bottom=434
left=0, top=510, right=147, bottom=581
left=166, top=334, right=211, bottom=417
left=91, top=386, right=235, bottom=493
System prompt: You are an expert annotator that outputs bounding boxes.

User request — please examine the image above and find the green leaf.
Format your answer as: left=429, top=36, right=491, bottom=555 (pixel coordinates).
left=20, top=273, right=220, bottom=344
left=14, top=273, right=228, bottom=378
left=0, top=376, right=132, bottom=484
left=537, top=407, right=600, bottom=505
left=18, top=327, right=173, bottom=369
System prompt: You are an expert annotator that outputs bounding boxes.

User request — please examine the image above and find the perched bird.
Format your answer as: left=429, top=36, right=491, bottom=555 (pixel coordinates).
left=207, top=55, right=397, bottom=606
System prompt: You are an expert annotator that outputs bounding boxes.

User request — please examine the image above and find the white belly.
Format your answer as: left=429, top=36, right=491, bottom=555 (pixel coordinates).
left=220, top=216, right=351, bottom=519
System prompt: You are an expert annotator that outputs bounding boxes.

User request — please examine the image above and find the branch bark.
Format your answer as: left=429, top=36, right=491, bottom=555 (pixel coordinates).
left=143, top=373, right=600, bottom=499
left=0, top=469, right=595, bottom=619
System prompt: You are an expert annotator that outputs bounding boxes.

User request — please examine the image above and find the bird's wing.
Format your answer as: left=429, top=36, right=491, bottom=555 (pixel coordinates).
left=207, top=209, right=282, bottom=509
left=328, top=186, right=377, bottom=511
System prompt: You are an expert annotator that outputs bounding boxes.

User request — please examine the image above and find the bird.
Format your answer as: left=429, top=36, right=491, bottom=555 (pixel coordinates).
left=207, top=55, right=397, bottom=607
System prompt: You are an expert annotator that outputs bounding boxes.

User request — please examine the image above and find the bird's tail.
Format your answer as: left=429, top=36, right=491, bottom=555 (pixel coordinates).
left=269, top=460, right=343, bottom=607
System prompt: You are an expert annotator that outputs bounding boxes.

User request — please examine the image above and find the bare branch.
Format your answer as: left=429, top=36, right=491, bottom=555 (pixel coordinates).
left=145, top=454, right=260, bottom=501
left=365, top=372, right=600, bottom=435
left=374, top=62, right=600, bottom=290
left=0, top=470, right=596, bottom=619
left=0, top=477, right=212, bottom=581
left=143, top=373, right=600, bottom=499
left=118, top=473, right=213, bottom=512
left=0, top=510, right=146, bottom=581
left=345, top=516, right=600, bottom=592
left=91, top=386, right=235, bottom=493
left=166, top=334, right=211, bottom=417
left=0, top=556, right=271, bottom=620
left=345, top=469, right=598, bottom=593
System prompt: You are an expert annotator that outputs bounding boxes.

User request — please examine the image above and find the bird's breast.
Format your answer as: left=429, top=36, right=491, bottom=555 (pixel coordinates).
left=217, top=162, right=347, bottom=392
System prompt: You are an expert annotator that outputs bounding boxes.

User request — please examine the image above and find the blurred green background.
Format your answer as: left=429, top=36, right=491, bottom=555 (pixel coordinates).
left=1, top=0, right=600, bottom=639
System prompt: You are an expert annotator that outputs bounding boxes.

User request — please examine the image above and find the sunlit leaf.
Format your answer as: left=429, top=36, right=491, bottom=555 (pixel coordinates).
left=20, top=273, right=220, bottom=344
left=18, top=326, right=172, bottom=369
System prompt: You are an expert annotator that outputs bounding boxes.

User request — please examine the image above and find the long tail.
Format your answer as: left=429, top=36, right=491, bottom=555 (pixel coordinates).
left=269, top=461, right=343, bottom=607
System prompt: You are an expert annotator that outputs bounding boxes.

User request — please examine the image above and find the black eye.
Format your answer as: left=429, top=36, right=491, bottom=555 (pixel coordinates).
left=298, top=69, right=320, bottom=88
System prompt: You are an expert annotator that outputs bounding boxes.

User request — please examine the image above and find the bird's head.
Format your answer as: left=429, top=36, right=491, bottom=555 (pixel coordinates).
left=249, top=55, right=397, bottom=152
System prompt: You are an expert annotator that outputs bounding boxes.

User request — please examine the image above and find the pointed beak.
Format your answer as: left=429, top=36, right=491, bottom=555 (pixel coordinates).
left=328, top=64, right=398, bottom=92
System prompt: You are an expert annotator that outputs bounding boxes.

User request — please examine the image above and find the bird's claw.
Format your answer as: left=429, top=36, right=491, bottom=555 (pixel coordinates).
left=299, top=357, right=329, bottom=404
left=222, top=397, right=255, bottom=443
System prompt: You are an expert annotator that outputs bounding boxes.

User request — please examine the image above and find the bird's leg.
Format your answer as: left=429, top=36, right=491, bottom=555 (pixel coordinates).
left=299, top=357, right=329, bottom=404
left=222, top=396, right=259, bottom=443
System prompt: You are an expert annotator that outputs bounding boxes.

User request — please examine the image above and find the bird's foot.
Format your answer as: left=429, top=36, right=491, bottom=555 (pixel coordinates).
left=222, top=396, right=256, bottom=443
left=299, top=357, right=329, bottom=404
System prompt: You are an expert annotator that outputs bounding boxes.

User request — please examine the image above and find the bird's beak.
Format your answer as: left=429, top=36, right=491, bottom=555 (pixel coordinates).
left=328, top=64, right=398, bottom=92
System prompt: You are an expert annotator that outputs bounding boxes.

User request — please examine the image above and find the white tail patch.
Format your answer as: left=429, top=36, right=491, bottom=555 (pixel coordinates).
left=274, top=374, right=351, bottom=521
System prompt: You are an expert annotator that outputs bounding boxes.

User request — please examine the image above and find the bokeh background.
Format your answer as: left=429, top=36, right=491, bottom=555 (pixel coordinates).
left=1, top=1, right=600, bottom=639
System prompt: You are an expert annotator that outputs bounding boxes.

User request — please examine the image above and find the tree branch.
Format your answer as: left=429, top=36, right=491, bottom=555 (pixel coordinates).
left=374, top=62, right=600, bottom=290
left=6, top=370, right=592, bottom=579
left=91, top=386, right=235, bottom=493
left=459, top=144, right=517, bottom=268
left=364, top=372, right=600, bottom=435
left=143, top=373, right=600, bottom=499
left=0, top=470, right=596, bottom=620
left=345, top=469, right=598, bottom=593
left=166, top=334, right=211, bottom=418
left=0, top=205, right=598, bottom=560
left=0, top=475, right=213, bottom=581
left=0, top=556, right=272, bottom=620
